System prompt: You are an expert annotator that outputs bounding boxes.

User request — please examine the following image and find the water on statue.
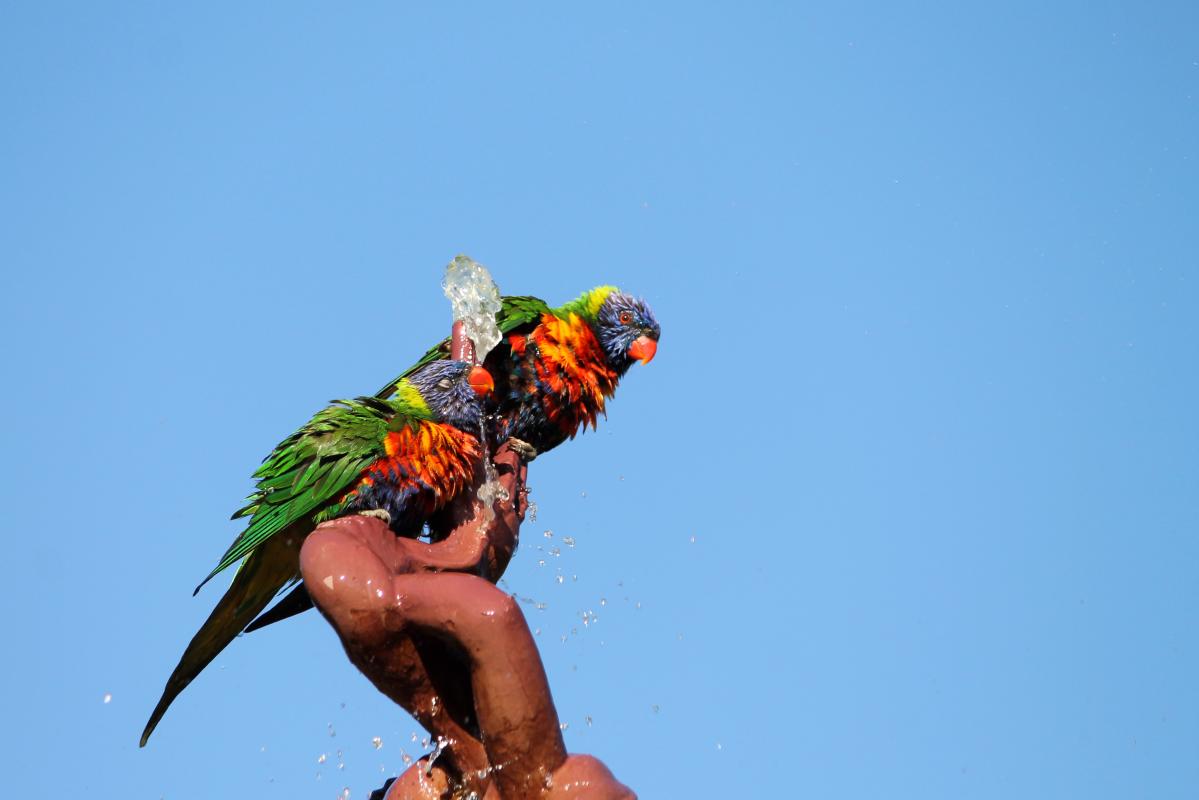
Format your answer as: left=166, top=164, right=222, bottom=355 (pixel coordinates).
left=442, top=255, right=508, bottom=522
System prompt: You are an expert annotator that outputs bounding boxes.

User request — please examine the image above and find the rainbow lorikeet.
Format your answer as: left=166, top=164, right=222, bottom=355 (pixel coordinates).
left=241, top=287, right=660, bottom=634
left=139, top=360, right=495, bottom=746
left=481, top=286, right=660, bottom=455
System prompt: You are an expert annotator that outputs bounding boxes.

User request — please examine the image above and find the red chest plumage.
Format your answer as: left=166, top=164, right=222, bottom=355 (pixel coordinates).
left=523, top=313, right=619, bottom=437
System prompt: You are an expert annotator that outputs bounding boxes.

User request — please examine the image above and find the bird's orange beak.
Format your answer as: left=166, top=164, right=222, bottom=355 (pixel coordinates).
left=628, top=335, right=657, bottom=365
left=468, top=365, right=495, bottom=396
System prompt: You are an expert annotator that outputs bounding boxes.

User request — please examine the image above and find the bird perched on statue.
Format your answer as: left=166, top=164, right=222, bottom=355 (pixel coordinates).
left=384, top=286, right=661, bottom=458
left=140, top=360, right=495, bottom=746
left=236, top=287, right=660, bottom=642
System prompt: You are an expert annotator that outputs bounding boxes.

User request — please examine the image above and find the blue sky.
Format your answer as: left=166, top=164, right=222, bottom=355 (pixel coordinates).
left=2, top=2, right=1197, bottom=797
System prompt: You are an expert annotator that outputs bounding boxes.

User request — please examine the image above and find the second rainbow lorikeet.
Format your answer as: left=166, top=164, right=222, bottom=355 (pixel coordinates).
left=482, top=286, right=660, bottom=456
left=139, top=360, right=495, bottom=746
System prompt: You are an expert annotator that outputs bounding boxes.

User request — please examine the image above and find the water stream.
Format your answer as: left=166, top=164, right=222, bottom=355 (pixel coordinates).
left=442, top=255, right=507, bottom=521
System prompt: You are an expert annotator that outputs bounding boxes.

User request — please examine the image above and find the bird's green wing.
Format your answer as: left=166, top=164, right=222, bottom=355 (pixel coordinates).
left=193, top=396, right=398, bottom=594
left=374, top=294, right=551, bottom=399
left=498, top=294, right=554, bottom=329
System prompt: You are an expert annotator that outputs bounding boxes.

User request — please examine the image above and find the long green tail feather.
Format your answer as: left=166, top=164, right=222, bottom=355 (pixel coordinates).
left=141, top=529, right=303, bottom=746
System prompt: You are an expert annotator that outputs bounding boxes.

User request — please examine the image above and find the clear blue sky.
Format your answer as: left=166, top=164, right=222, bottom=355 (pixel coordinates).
left=2, top=2, right=1197, bottom=797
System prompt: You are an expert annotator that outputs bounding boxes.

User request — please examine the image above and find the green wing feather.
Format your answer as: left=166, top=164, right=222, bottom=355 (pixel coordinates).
left=141, top=529, right=304, bottom=746
left=374, top=295, right=551, bottom=399
left=143, top=395, right=424, bottom=746
left=194, top=395, right=403, bottom=594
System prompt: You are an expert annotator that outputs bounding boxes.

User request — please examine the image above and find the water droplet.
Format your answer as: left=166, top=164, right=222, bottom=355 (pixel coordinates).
left=559, top=722, right=569, bottom=731
left=689, top=535, right=696, bottom=544
left=338, top=787, right=350, bottom=800
left=585, top=715, right=593, bottom=727
left=544, top=530, right=554, bottom=539
left=652, top=704, right=660, bottom=713
left=317, top=754, right=327, bottom=764
left=555, top=575, right=564, bottom=584
left=550, top=547, right=561, bottom=557
left=102, top=692, right=112, bottom=704
left=562, top=536, right=576, bottom=548
left=372, top=736, right=383, bottom=750
left=537, top=559, right=546, bottom=567
left=401, top=750, right=413, bottom=766
left=328, top=723, right=336, bottom=737
left=599, top=597, right=607, bottom=606
left=716, top=742, right=723, bottom=751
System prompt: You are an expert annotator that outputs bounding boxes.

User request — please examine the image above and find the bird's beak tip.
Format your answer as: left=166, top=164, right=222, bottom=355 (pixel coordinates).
left=628, top=335, right=657, bottom=365
left=468, top=365, right=495, bottom=396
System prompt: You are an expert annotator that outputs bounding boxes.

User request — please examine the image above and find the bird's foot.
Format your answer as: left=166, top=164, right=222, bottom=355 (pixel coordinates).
left=506, top=437, right=538, bottom=463
left=357, top=509, right=392, bottom=525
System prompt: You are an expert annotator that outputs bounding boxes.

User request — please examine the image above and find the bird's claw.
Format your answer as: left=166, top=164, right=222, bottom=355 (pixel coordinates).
left=506, top=437, right=538, bottom=463
left=357, top=508, right=392, bottom=525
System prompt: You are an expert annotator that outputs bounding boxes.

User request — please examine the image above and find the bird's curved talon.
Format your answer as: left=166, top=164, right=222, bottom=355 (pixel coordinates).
left=506, top=438, right=538, bottom=463
left=357, top=509, right=392, bottom=525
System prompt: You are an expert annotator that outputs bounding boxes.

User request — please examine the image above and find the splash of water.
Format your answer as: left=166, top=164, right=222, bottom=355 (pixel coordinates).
left=442, top=255, right=508, bottom=522
left=442, top=255, right=502, bottom=361
left=476, top=416, right=509, bottom=525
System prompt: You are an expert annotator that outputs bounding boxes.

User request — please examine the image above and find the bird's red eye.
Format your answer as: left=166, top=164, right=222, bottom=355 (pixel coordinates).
left=619, top=310, right=633, bottom=325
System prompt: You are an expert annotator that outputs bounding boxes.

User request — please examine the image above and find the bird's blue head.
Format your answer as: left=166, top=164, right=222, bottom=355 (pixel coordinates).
left=593, top=290, right=660, bottom=374
left=407, top=360, right=494, bottom=430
